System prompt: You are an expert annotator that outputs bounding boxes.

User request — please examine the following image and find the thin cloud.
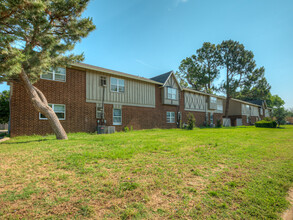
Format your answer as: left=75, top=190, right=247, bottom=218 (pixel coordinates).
left=135, top=59, right=160, bottom=70
left=168, top=0, right=189, bottom=11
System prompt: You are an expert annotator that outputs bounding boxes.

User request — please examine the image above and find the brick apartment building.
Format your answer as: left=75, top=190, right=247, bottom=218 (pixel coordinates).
left=10, top=63, right=226, bottom=137
left=9, top=63, right=273, bottom=136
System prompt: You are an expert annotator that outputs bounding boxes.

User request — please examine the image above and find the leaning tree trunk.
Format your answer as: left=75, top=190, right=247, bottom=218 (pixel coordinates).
left=19, top=70, right=68, bottom=140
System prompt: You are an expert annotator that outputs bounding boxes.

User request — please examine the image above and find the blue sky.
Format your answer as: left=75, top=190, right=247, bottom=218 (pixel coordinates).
left=1, top=0, right=292, bottom=107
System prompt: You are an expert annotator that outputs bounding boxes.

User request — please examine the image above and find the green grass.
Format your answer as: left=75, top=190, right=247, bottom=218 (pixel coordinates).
left=0, top=126, right=293, bottom=219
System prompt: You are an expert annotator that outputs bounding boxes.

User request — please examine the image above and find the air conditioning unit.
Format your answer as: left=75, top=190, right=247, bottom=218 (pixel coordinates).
left=97, top=126, right=115, bottom=134
left=106, top=126, right=115, bottom=134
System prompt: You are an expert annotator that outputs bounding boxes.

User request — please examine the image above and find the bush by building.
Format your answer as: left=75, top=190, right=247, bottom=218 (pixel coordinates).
left=255, top=120, right=277, bottom=128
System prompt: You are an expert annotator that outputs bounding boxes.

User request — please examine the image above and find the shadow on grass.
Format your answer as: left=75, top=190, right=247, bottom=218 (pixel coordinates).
left=3, top=139, right=50, bottom=144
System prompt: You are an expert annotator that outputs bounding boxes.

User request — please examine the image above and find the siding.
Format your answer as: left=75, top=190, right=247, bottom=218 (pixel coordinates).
left=251, top=106, right=259, bottom=117
left=86, top=71, right=156, bottom=108
left=184, top=92, right=206, bottom=112
left=162, top=74, right=180, bottom=106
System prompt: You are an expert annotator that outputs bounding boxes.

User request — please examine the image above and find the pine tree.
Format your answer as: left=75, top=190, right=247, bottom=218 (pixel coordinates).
left=0, top=0, right=95, bottom=139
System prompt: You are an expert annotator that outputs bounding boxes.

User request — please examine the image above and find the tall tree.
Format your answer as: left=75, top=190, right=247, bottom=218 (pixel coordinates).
left=267, top=94, right=285, bottom=108
left=287, top=108, right=293, bottom=117
left=0, top=0, right=95, bottom=139
left=235, top=67, right=271, bottom=101
left=273, top=107, right=287, bottom=127
left=177, top=42, right=220, bottom=93
left=0, top=90, right=9, bottom=124
left=218, top=40, right=256, bottom=117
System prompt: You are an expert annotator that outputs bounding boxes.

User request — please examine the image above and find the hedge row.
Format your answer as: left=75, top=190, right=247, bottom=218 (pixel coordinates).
left=255, top=120, right=277, bottom=128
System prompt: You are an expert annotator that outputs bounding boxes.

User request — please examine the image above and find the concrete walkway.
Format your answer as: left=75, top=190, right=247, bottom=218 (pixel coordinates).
left=0, top=137, right=10, bottom=143
left=282, top=188, right=293, bottom=220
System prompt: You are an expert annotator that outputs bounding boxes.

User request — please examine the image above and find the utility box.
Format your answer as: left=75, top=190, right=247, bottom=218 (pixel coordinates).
left=97, top=125, right=115, bottom=134
left=97, top=125, right=106, bottom=134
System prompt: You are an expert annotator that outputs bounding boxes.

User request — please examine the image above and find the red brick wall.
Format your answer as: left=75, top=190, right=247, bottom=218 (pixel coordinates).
left=10, top=68, right=96, bottom=137
left=10, top=68, right=223, bottom=136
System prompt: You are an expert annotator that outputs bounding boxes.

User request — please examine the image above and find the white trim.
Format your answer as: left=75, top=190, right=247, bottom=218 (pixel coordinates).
left=113, top=108, right=122, bottom=125
left=86, top=100, right=155, bottom=108
left=110, top=77, right=125, bottom=93
left=163, top=71, right=183, bottom=91
left=167, top=87, right=177, bottom=100
left=166, top=111, right=175, bottom=123
left=71, top=63, right=162, bottom=85
left=40, top=67, right=66, bottom=82
left=39, top=104, right=66, bottom=120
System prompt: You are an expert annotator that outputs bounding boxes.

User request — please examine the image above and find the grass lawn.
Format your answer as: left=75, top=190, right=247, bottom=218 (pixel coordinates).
left=0, top=126, right=293, bottom=219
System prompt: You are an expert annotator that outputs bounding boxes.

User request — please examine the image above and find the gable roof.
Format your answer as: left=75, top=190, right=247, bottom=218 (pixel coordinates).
left=71, top=63, right=162, bottom=85
left=150, top=71, right=173, bottom=84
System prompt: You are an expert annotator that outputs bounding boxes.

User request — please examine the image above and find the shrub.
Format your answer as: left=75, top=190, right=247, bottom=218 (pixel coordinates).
left=123, top=126, right=129, bottom=132
left=130, top=126, right=133, bottom=131
left=187, top=113, right=196, bottom=130
left=263, top=117, right=272, bottom=121
left=255, top=120, right=277, bottom=128
left=216, top=119, right=222, bottom=128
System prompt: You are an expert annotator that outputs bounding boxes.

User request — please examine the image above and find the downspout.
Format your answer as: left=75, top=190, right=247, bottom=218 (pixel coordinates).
left=8, top=83, right=12, bottom=136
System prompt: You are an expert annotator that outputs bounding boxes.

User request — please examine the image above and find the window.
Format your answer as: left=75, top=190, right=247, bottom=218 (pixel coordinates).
left=41, top=67, right=66, bottom=82
left=113, top=109, right=122, bottom=125
left=167, top=87, right=177, bottom=100
left=245, top=105, right=250, bottom=112
left=210, top=97, right=217, bottom=104
left=39, top=104, right=65, bottom=120
left=111, top=77, right=125, bottom=92
left=210, top=112, right=214, bottom=124
left=217, top=103, right=223, bottom=112
left=166, top=112, right=175, bottom=123
left=100, top=76, right=107, bottom=86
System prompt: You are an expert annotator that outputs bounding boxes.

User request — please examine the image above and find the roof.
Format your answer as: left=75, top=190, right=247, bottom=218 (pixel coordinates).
left=71, top=63, right=162, bottom=85
left=150, top=71, right=173, bottom=84
left=183, top=88, right=226, bottom=99
left=230, top=98, right=262, bottom=107
left=244, top=100, right=263, bottom=106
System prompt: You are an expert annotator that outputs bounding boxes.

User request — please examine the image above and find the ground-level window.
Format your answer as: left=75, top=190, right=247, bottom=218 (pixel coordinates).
left=41, top=67, right=66, bottom=82
left=210, top=112, right=214, bottom=124
left=166, top=112, right=175, bottom=123
left=113, top=109, right=122, bottom=125
left=39, top=104, right=66, bottom=120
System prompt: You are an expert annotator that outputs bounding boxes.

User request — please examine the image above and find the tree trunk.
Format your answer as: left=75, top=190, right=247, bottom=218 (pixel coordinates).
left=225, top=68, right=230, bottom=118
left=19, top=70, right=68, bottom=140
left=225, top=96, right=230, bottom=118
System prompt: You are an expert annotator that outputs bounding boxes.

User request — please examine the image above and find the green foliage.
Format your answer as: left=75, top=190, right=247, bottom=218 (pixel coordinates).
left=0, top=0, right=96, bottom=83
left=119, top=181, right=139, bottom=192
left=216, top=119, right=222, bottom=128
left=177, top=42, right=220, bottom=93
left=130, top=126, right=133, bottom=131
left=287, top=108, right=293, bottom=117
left=273, top=107, right=288, bottom=127
left=123, top=126, right=129, bottom=132
left=255, top=120, right=277, bottom=128
left=263, top=117, right=272, bottom=121
left=218, top=40, right=257, bottom=98
left=1, top=127, right=293, bottom=219
left=267, top=94, right=285, bottom=108
left=235, top=67, right=271, bottom=101
left=187, top=113, right=196, bottom=130
left=0, top=90, right=9, bottom=124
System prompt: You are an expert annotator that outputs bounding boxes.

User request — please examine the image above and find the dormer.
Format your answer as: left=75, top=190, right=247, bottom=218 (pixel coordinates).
left=151, top=71, right=182, bottom=106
